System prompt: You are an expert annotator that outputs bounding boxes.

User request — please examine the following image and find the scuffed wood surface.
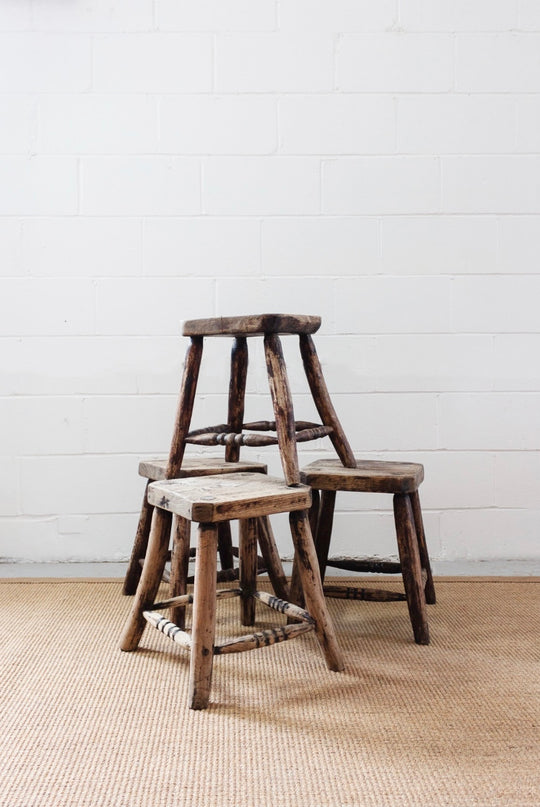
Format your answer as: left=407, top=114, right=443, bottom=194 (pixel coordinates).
left=139, top=456, right=267, bottom=481
left=148, top=473, right=311, bottom=523
left=301, top=458, right=424, bottom=494
left=183, top=314, right=321, bottom=337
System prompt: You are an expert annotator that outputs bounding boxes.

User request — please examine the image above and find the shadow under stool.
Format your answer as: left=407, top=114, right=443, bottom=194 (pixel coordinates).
left=300, top=459, right=436, bottom=645
left=122, top=313, right=357, bottom=603
left=120, top=473, right=344, bottom=710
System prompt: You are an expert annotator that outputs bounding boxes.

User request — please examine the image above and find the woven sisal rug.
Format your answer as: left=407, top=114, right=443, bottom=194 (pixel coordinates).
left=0, top=578, right=538, bottom=807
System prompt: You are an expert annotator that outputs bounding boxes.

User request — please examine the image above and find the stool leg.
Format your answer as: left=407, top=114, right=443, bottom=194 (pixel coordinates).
left=393, top=493, right=430, bottom=645
left=289, top=510, right=344, bottom=672
left=189, top=523, right=218, bottom=710
left=217, top=521, right=235, bottom=571
left=225, top=336, right=248, bottom=463
left=299, top=334, right=356, bottom=468
left=264, top=333, right=300, bottom=486
left=120, top=507, right=172, bottom=652
left=256, top=516, right=290, bottom=601
left=122, top=483, right=154, bottom=595
left=410, top=490, right=436, bottom=605
left=166, top=336, right=204, bottom=477
left=239, top=518, right=258, bottom=626
left=169, top=516, right=191, bottom=629
left=315, top=489, right=336, bottom=581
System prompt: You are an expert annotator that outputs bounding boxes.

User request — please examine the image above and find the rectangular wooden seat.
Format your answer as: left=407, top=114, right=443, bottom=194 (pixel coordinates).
left=182, top=314, right=321, bottom=337
left=300, top=459, right=424, bottom=494
left=139, top=456, right=267, bottom=482
left=148, top=473, right=312, bottom=523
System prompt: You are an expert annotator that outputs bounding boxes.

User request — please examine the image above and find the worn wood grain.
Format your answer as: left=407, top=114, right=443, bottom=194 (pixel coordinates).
left=393, top=493, right=430, bottom=645
left=169, top=515, right=191, bottom=629
left=166, top=336, right=203, bottom=478
left=139, top=456, right=267, bottom=481
left=300, top=458, right=424, bottom=494
left=410, top=490, right=436, bottom=605
left=264, top=332, right=300, bottom=485
left=226, top=336, right=248, bottom=462
left=120, top=507, right=172, bottom=652
left=147, top=473, right=311, bottom=523
left=189, top=522, right=218, bottom=710
left=214, top=622, right=314, bottom=655
left=183, top=314, right=321, bottom=337
left=122, top=483, right=154, bottom=595
left=289, top=510, right=344, bottom=672
left=239, top=518, right=258, bottom=626
left=299, top=334, right=356, bottom=468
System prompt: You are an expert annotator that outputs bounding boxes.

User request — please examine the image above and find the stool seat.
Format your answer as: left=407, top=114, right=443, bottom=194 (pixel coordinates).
left=183, top=313, right=321, bottom=337
left=139, top=456, right=267, bottom=482
left=148, top=473, right=312, bottom=523
left=300, top=459, right=424, bottom=494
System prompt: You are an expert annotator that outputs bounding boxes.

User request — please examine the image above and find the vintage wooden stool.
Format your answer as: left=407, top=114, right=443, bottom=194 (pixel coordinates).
left=120, top=473, right=344, bottom=710
left=299, top=459, right=436, bottom=645
left=122, top=313, right=357, bottom=597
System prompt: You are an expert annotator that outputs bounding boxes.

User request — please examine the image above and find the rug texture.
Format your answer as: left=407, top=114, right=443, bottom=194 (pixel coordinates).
left=0, top=578, right=538, bottom=807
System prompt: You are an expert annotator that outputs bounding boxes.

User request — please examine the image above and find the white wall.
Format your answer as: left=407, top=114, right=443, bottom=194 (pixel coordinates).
left=1, top=0, right=539, bottom=564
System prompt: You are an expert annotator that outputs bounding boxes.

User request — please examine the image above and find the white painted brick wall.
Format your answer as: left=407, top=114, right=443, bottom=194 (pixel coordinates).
left=1, top=1, right=539, bottom=565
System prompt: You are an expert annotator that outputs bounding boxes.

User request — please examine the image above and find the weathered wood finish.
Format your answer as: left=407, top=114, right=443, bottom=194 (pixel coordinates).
left=166, top=337, right=204, bottom=478
left=256, top=516, right=290, bottom=601
left=325, top=557, right=403, bottom=574
left=189, top=523, right=218, bottom=710
left=239, top=518, right=258, bottom=626
left=214, top=623, right=313, bottom=655
left=122, top=483, right=154, bottom=595
left=410, top=490, right=436, bottom=605
left=217, top=521, right=234, bottom=571
left=288, top=510, right=344, bottom=672
left=143, top=611, right=192, bottom=650
left=264, top=333, right=301, bottom=486
left=120, top=507, right=172, bottom=652
left=183, top=313, right=321, bottom=338
left=300, top=458, right=424, bottom=494
left=254, top=589, right=314, bottom=624
left=393, top=494, right=430, bottom=645
left=169, top=516, right=191, bottom=629
left=147, top=473, right=311, bottom=523
left=185, top=425, right=332, bottom=447
left=138, top=456, right=267, bottom=481
left=225, top=336, right=248, bottom=462
left=315, top=489, right=336, bottom=581
left=323, top=585, right=406, bottom=602
left=301, top=456, right=434, bottom=644
left=299, top=334, right=356, bottom=468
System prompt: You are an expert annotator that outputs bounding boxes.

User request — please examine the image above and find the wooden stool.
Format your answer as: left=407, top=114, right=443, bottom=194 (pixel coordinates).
left=120, top=473, right=344, bottom=710
left=300, top=459, right=436, bottom=645
left=123, top=313, right=356, bottom=596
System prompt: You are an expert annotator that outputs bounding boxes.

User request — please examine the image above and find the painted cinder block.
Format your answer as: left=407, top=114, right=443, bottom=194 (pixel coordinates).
left=456, top=33, right=540, bottom=92
left=37, top=95, right=157, bottom=155
left=336, top=33, right=454, bottom=92
left=323, top=157, right=440, bottom=215
left=0, top=157, right=78, bottom=216
left=203, top=157, right=320, bottom=215
left=215, top=33, right=334, bottom=92
left=143, top=218, right=261, bottom=277
left=0, top=278, right=95, bottom=336
left=156, top=0, right=276, bottom=32
left=279, top=0, right=397, bottom=32
left=261, top=217, right=380, bottom=276
left=158, top=95, right=277, bottom=155
left=22, top=218, right=143, bottom=277
left=93, top=34, right=213, bottom=93
left=280, top=95, right=396, bottom=155
left=80, top=157, right=201, bottom=216
left=0, top=33, right=91, bottom=91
